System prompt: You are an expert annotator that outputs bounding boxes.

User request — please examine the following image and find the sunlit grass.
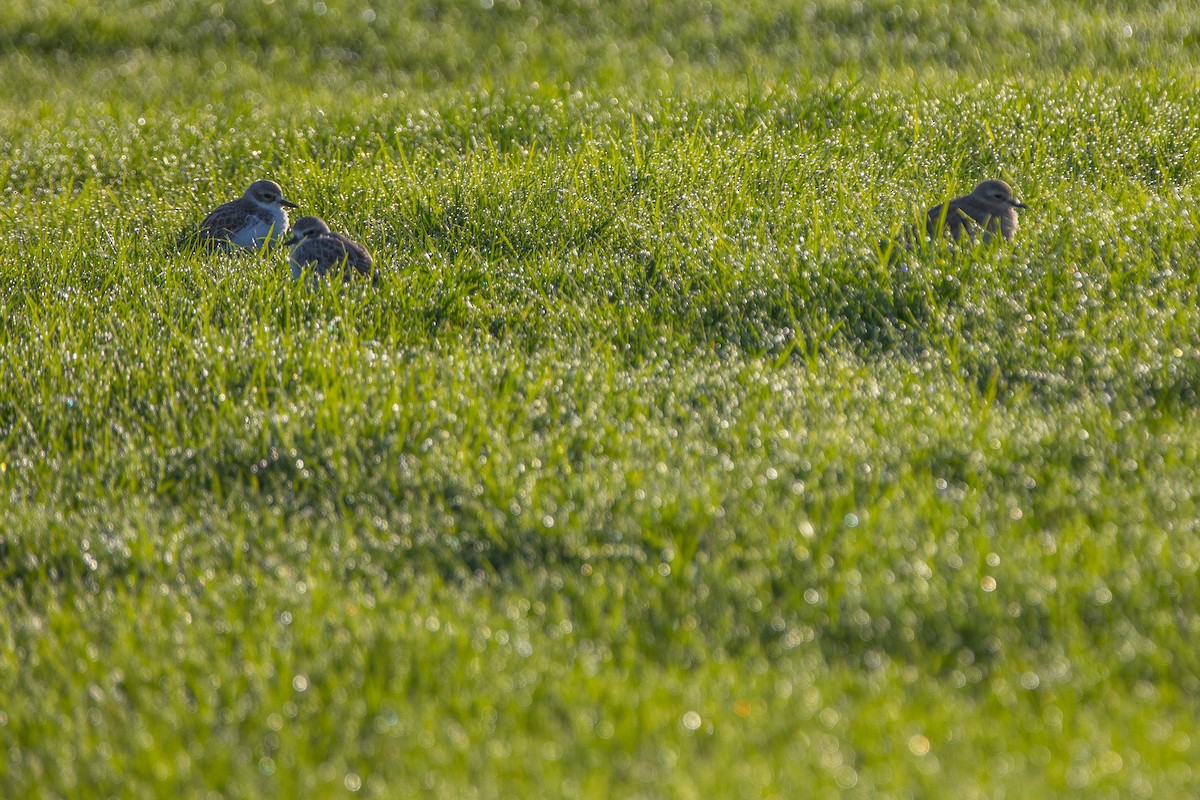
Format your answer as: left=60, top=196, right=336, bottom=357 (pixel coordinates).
left=3, top=1, right=1200, bottom=798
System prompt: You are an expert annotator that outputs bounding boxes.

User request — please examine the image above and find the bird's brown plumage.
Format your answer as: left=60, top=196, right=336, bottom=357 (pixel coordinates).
left=198, top=179, right=298, bottom=251
left=286, top=216, right=375, bottom=281
left=926, top=179, right=1027, bottom=243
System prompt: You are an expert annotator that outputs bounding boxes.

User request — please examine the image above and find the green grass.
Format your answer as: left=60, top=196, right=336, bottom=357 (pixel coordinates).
left=3, top=1, right=1200, bottom=797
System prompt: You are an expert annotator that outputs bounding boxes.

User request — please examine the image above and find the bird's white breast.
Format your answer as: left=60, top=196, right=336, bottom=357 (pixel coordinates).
left=230, top=205, right=289, bottom=250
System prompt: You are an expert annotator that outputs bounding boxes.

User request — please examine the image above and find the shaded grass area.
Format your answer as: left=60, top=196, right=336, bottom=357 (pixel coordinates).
left=4, top=0, right=1200, bottom=797
left=3, top=0, right=1198, bottom=87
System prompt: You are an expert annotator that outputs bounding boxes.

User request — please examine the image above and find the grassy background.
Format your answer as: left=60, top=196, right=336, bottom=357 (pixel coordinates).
left=3, top=1, right=1200, bottom=797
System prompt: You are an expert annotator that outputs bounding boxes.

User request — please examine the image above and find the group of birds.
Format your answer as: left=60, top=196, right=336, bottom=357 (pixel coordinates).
left=193, top=176, right=1027, bottom=280
left=195, top=179, right=374, bottom=280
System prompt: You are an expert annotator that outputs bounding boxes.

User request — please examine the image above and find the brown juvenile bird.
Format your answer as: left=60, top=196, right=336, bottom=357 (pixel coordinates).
left=926, top=179, right=1028, bottom=243
left=285, top=216, right=375, bottom=281
left=198, top=179, right=298, bottom=252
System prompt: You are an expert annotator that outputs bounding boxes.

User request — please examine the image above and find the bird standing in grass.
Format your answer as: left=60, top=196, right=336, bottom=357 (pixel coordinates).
left=285, top=216, right=375, bottom=281
left=926, top=179, right=1027, bottom=243
left=198, top=179, right=298, bottom=252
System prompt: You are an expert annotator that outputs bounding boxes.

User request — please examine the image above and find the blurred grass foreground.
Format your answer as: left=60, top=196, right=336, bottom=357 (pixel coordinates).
left=3, top=1, right=1200, bottom=798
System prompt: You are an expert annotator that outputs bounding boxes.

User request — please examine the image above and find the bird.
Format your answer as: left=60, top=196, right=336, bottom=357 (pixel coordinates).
left=196, top=179, right=298, bottom=252
left=284, top=216, right=375, bottom=281
left=925, top=179, right=1027, bottom=243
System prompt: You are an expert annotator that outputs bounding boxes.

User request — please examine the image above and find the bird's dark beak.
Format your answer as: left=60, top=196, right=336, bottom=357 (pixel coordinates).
left=283, top=233, right=297, bottom=246
left=281, top=198, right=299, bottom=209
left=1011, top=199, right=1028, bottom=209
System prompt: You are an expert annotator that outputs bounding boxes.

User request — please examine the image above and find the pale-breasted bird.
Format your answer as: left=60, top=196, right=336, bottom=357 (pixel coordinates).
left=197, top=179, right=298, bottom=252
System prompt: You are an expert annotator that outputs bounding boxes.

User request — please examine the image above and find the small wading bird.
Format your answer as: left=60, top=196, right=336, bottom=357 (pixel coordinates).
left=285, top=216, right=375, bottom=281
left=925, top=179, right=1027, bottom=243
left=197, top=179, right=298, bottom=252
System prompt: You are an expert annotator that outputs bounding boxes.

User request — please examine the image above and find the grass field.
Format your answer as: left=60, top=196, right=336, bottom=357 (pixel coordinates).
left=4, top=1, right=1200, bottom=797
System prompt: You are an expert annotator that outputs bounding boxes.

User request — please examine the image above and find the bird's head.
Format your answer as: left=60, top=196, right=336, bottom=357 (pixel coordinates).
left=283, top=215, right=331, bottom=246
left=247, top=179, right=299, bottom=209
left=973, top=179, right=1027, bottom=210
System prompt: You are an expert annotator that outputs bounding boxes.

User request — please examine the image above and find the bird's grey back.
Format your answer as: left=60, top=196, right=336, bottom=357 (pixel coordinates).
left=291, top=231, right=374, bottom=280
left=926, top=191, right=1019, bottom=242
left=331, top=231, right=374, bottom=274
